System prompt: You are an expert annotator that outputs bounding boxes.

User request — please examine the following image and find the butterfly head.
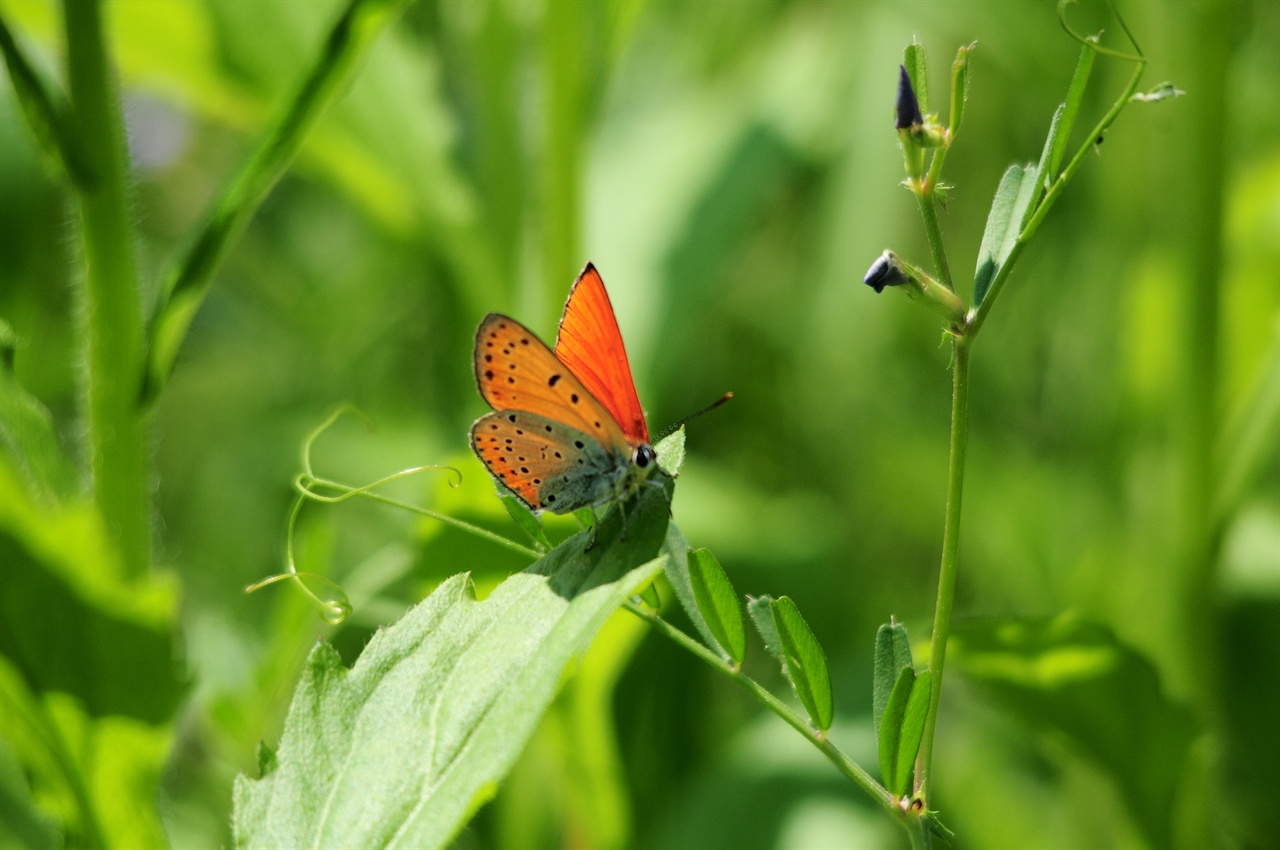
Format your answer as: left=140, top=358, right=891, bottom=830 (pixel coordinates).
left=632, top=443, right=657, bottom=472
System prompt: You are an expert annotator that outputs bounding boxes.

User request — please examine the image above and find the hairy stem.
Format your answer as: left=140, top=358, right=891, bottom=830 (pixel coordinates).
left=64, top=0, right=150, bottom=575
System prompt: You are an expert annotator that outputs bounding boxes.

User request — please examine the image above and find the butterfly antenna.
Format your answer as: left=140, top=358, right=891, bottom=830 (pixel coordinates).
left=656, top=392, right=733, bottom=440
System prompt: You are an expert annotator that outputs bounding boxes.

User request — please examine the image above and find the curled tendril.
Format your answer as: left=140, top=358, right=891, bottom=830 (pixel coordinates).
left=245, top=406, right=540, bottom=624
left=1057, top=0, right=1145, bottom=63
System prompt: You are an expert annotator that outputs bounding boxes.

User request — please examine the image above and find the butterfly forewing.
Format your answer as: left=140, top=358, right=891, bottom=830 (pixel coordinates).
left=555, top=264, right=650, bottom=446
left=474, top=313, right=631, bottom=458
left=470, top=411, right=625, bottom=513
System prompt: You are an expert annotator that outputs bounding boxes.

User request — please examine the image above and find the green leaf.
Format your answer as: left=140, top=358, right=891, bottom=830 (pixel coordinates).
left=654, top=426, right=686, bottom=477
left=686, top=549, right=746, bottom=663
left=1048, top=42, right=1097, bottom=177
left=0, top=325, right=79, bottom=502
left=500, top=492, right=551, bottom=552
left=903, top=42, right=928, bottom=116
left=753, top=596, right=833, bottom=731
left=876, top=666, right=930, bottom=798
left=0, top=462, right=183, bottom=723
left=949, top=613, right=1198, bottom=849
left=894, top=670, right=930, bottom=796
left=877, top=666, right=912, bottom=795
left=233, top=484, right=670, bottom=849
left=873, top=620, right=913, bottom=736
left=973, top=163, right=1038, bottom=305
left=948, top=42, right=973, bottom=136
left=660, top=523, right=724, bottom=653
left=747, top=595, right=783, bottom=659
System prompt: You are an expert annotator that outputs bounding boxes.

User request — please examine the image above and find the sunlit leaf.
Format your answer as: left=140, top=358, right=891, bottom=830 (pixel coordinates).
left=686, top=548, right=746, bottom=663
left=233, top=485, right=670, bottom=849
left=877, top=666, right=930, bottom=798
left=750, top=596, right=832, bottom=731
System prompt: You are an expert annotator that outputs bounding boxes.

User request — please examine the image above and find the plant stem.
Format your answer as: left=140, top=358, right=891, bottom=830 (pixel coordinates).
left=913, top=189, right=954, bottom=292
left=918, top=334, right=970, bottom=796
left=64, top=0, right=150, bottom=576
left=623, top=602, right=895, bottom=813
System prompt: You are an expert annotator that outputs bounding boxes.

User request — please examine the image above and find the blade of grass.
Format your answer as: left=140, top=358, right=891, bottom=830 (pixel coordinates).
left=140, top=0, right=413, bottom=406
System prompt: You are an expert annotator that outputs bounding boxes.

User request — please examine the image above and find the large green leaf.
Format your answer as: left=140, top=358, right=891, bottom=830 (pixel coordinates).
left=686, top=548, right=746, bottom=664
left=949, top=613, right=1197, bottom=849
left=0, top=462, right=183, bottom=723
left=232, top=483, right=670, bottom=849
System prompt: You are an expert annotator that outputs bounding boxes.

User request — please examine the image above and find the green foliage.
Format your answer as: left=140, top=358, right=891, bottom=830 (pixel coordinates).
left=749, top=596, right=833, bottom=732
left=877, top=667, right=930, bottom=798
left=872, top=620, right=913, bottom=736
left=234, top=486, right=669, bottom=849
left=949, top=614, right=1198, bottom=848
left=972, top=163, right=1038, bottom=306
left=686, top=548, right=746, bottom=664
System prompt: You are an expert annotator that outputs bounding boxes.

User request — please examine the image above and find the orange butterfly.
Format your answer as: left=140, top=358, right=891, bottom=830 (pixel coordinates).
left=470, top=263, right=658, bottom=517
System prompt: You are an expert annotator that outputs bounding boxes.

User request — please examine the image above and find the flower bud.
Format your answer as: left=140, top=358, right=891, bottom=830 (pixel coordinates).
left=895, top=64, right=924, bottom=130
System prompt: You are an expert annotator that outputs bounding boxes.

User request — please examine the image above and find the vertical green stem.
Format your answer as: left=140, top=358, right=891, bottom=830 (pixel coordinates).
left=64, top=0, right=150, bottom=576
left=914, top=191, right=954, bottom=292
left=918, top=334, right=970, bottom=795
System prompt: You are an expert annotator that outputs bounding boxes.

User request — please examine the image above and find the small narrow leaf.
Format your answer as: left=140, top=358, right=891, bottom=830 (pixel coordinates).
left=948, top=42, right=974, bottom=137
left=687, top=549, right=746, bottom=663
left=973, top=163, right=1037, bottom=305
left=662, top=524, right=723, bottom=653
left=500, top=493, right=551, bottom=552
left=1049, top=42, right=1097, bottom=177
left=747, top=595, right=783, bottom=659
left=894, top=670, right=932, bottom=797
left=773, top=596, right=833, bottom=731
left=873, top=620, right=913, bottom=735
left=903, top=42, right=929, bottom=116
left=878, top=666, right=915, bottom=795
left=1031, top=104, right=1065, bottom=209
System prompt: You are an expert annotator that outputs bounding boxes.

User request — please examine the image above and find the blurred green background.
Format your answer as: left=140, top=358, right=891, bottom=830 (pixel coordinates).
left=1, top=0, right=1276, bottom=847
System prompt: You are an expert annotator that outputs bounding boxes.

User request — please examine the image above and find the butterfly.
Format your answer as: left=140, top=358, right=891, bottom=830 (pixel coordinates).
left=469, top=263, right=659, bottom=521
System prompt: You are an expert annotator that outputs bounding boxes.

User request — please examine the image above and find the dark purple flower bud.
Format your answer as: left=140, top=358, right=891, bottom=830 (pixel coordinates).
left=895, top=64, right=923, bottom=130
left=863, top=252, right=908, bottom=293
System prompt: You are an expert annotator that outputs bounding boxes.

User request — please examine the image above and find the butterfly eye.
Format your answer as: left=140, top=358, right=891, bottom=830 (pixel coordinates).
left=633, top=444, right=656, bottom=469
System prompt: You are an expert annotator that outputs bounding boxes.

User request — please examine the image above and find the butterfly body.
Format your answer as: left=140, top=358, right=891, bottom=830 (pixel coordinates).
left=470, top=265, right=657, bottom=515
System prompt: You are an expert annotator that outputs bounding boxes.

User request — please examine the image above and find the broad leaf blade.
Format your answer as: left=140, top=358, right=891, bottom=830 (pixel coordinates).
left=949, top=613, right=1197, bottom=849
left=661, top=524, right=723, bottom=653
left=772, top=596, right=833, bottom=731
left=873, top=620, right=913, bottom=735
left=233, top=485, right=670, bottom=849
left=686, top=549, right=746, bottom=663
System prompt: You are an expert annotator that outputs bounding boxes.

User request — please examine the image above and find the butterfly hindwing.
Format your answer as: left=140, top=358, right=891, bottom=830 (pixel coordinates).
left=555, top=264, right=650, bottom=445
left=470, top=411, right=626, bottom=513
left=475, top=313, right=631, bottom=458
